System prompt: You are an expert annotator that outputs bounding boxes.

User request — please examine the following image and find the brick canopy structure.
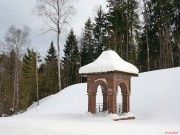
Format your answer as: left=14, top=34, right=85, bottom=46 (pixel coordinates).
left=79, top=50, right=138, bottom=114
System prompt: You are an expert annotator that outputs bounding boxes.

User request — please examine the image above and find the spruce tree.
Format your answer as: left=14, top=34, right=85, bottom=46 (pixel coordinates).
left=45, top=42, right=57, bottom=62
left=44, top=42, right=58, bottom=95
left=93, top=6, right=108, bottom=59
left=107, top=0, right=139, bottom=64
left=80, top=18, right=95, bottom=66
left=38, top=63, right=46, bottom=99
left=20, top=49, right=37, bottom=110
left=63, top=29, right=80, bottom=87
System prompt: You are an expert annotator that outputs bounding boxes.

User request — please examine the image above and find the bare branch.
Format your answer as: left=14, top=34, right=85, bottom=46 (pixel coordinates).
left=34, top=28, right=57, bottom=37
left=33, top=0, right=75, bottom=91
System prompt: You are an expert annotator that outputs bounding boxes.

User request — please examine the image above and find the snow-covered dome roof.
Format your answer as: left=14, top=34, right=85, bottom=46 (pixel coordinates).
left=79, top=50, right=139, bottom=75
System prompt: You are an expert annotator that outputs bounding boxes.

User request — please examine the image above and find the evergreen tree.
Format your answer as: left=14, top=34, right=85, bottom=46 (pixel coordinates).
left=172, top=0, right=180, bottom=67
left=138, top=0, right=177, bottom=71
left=107, top=0, right=139, bottom=64
left=93, top=6, right=108, bottom=59
left=45, top=42, right=57, bottom=62
left=63, top=29, right=80, bottom=87
left=44, top=41, right=58, bottom=95
left=20, top=49, right=37, bottom=110
left=80, top=18, right=95, bottom=66
left=153, top=0, right=174, bottom=69
left=38, top=63, right=46, bottom=99
left=138, top=0, right=160, bottom=71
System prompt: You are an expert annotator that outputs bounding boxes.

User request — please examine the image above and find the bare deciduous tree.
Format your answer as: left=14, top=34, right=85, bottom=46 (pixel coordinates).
left=2, top=25, right=31, bottom=112
left=34, top=0, right=75, bottom=91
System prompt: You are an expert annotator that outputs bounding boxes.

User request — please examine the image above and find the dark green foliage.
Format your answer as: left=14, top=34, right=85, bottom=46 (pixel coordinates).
left=38, top=63, right=46, bottom=99
left=20, top=48, right=37, bottom=110
left=80, top=18, right=95, bottom=66
left=45, top=42, right=57, bottom=62
left=93, top=6, right=108, bottom=59
left=107, top=0, right=139, bottom=64
left=138, top=0, right=179, bottom=71
left=62, top=29, right=80, bottom=87
left=43, top=41, right=58, bottom=96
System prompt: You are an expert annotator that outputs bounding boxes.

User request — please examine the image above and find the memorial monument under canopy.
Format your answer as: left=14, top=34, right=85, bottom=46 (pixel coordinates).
left=79, top=50, right=139, bottom=120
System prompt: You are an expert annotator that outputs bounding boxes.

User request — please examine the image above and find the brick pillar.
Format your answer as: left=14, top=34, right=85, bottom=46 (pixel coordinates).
left=103, top=93, right=108, bottom=111
left=108, top=92, right=117, bottom=114
left=88, top=93, right=96, bottom=113
left=122, top=92, right=130, bottom=113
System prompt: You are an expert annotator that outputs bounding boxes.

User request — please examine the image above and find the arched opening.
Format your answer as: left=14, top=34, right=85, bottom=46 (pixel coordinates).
left=94, top=81, right=109, bottom=113
left=119, top=82, right=130, bottom=113
left=96, top=85, right=103, bottom=112
left=117, top=86, right=122, bottom=114
left=87, top=74, right=132, bottom=115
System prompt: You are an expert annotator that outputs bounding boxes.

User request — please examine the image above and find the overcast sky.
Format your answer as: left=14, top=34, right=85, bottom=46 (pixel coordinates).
left=0, top=0, right=108, bottom=58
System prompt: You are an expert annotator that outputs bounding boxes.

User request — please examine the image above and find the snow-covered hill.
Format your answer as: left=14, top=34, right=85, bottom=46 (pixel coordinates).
left=0, top=67, right=180, bottom=135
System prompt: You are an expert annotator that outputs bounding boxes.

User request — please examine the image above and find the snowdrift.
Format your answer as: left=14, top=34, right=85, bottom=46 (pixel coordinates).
left=1, top=67, right=180, bottom=135
left=23, top=67, right=180, bottom=122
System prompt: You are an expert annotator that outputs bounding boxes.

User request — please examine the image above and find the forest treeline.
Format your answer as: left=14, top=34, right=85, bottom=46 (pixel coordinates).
left=0, top=0, right=179, bottom=115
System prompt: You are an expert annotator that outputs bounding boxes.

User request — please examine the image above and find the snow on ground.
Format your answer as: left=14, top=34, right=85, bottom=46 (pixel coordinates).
left=0, top=67, right=180, bottom=135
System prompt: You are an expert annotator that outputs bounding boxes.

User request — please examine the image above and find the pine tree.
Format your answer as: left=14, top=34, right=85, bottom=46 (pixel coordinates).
left=63, top=29, right=80, bottom=87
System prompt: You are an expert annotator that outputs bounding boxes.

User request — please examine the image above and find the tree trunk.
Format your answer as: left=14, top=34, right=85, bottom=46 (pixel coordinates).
left=57, top=31, right=62, bottom=91
left=57, top=0, right=62, bottom=91
left=126, top=0, right=129, bottom=61
left=13, top=70, right=16, bottom=111
left=143, top=0, right=150, bottom=71
left=126, top=30, right=129, bottom=61
left=16, top=67, right=19, bottom=112
left=35, top=54, right=39, bottom=105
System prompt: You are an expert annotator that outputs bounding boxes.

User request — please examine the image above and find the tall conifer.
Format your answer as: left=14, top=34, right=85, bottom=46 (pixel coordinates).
left=63, top=29, right=80, bottom=87
left=93, top=6, right=108, bottom=59
left=80, top=18, right=95, bottom=66
left=44, top=42, right=58, bottom=95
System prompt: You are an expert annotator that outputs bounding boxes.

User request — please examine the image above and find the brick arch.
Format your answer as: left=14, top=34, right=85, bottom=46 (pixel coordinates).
left=93, top=79, right=109, bottom=94
left=114, top=80, right=131, bottom=113
left=87, top=73, right=133, bottom=114
left=118, top=82, right=130, bottom=113
left=93, top=80, right=109, bottom=112
left=119, top=82, right=128, bottom=94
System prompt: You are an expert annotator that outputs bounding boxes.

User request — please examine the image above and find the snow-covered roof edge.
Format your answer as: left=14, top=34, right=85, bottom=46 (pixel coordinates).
left=79, top=50, right=139, bottom=76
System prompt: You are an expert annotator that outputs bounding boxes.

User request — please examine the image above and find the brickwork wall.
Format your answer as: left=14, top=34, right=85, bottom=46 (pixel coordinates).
left=87, top=72, right=131, bottom=114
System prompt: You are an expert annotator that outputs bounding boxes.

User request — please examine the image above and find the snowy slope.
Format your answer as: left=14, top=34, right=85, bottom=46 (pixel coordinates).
left=0, top=67, right=180, bottom=135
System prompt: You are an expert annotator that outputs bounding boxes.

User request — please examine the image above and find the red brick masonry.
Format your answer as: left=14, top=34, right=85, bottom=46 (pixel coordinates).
left=86, top=72, right=133, bottom=114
